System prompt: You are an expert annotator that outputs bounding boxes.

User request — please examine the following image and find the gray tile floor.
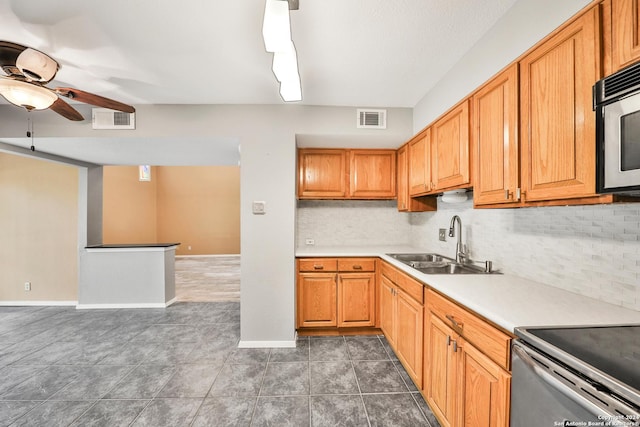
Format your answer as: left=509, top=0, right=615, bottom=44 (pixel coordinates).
left=0, top=302, right=440, bottom=426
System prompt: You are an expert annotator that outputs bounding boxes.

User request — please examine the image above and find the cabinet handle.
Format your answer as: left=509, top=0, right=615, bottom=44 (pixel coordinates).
left=452, top=340, right=458, bottom=353
left=516, top=187, right=521, bottom=200
left=352, top=265, right=363, bottom=270
left=505, top=189, right=510, bottom=200
left=446, top=314, right=463, bottom=330
left=313, top=265, right=324, bottom=270
left=446, top=335, right=451, bottom=346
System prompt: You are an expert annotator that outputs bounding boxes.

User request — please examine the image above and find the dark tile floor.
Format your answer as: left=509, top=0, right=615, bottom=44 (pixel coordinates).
left=0, top=302, right=440, bottom=426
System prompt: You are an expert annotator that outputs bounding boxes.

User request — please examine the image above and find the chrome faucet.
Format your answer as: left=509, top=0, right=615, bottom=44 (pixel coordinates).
left=448, top=215, right=466, bottom=263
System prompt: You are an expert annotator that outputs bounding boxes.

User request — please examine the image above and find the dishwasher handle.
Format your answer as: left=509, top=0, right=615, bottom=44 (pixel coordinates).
left=512, top=341, right=639, bottom=426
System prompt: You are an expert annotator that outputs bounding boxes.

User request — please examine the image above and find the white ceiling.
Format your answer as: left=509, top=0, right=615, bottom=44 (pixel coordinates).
left=0, top=0, right=517, bottom=108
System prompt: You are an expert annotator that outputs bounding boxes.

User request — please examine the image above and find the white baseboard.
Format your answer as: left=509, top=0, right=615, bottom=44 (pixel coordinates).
left=165, top=297, right=177, bottom=307
left=176, top=254, right=240, bottom=258
left=238, top=340, right=297, bottom=348
left=76, top=302, right=170, bottom=309
left=0, top=300, right=77, bottom=306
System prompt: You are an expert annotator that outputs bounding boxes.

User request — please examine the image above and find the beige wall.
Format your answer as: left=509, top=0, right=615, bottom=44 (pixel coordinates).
left=103, top=165, right=240, bottom=255
left=0, top=152, right=78, bottom=302
left=103, top=166, right=157, bottom=243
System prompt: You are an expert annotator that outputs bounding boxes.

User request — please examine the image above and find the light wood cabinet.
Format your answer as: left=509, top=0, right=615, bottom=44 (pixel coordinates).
left=297, top=148, right=396, bottom=200
left=424, top=289, right=511, bottom=427
left=379, top=261, right=424, bottom=388
left=425, top=313, right=458, bottom=427
left=408, top=130, right=432, bottom=196
left=298, top=149, right=348, bottom=199
left=432, top=99, right=471, bottom=191
left=519, top=6, right=600, bottom=202
left=397, top=144, right=437, bottom=212
left=297, top=272, right=337, bottom=328
left=297, top=257, right=376, bottom=330
left=611, top=0, right=640, bottom=72
left=349, top=150, right=396, bottom=199
left=473, top=64, right=520, bottom=206
left=460, top=341, right=511, bottom=427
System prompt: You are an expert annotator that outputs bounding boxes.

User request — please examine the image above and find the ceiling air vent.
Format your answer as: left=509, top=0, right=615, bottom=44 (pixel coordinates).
left=357, top=109, right=386, bottom=129
left=92, top=108, right=136, bottom=130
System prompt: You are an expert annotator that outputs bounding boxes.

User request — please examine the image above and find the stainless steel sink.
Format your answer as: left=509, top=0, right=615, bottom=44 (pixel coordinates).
left=386, top=253, right=497, bottom=275
left=387, top=253, right=451, bottom=263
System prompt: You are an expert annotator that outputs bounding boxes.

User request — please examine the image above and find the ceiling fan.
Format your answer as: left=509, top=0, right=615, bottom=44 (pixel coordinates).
left=0, top=41, right=135, bottom=121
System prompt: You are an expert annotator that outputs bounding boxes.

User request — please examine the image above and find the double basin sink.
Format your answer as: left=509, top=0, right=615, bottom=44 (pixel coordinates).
left=387, top=253, right=496, bottom=275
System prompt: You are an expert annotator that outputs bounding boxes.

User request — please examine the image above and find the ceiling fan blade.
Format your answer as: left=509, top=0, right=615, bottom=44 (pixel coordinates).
left=49, top=97, right=84, bottom=121
left=54, top=87, right=135, bottom=113
left=0, top=41, right=28, bottom=77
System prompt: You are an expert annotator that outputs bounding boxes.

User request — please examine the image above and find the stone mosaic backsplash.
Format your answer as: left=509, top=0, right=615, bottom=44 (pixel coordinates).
left=296, top=198, right=640, bottom=311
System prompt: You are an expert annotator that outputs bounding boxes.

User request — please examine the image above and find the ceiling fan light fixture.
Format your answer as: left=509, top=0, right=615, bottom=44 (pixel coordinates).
left=0, top=78, right=58, bottom=110
left=16, top=48, right=59, bottom=82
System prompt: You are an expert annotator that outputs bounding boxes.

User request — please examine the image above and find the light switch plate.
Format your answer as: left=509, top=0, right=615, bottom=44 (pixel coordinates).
left=252, top=201, right=266, bottom=215
left=439, top=229, right=447, bottom=241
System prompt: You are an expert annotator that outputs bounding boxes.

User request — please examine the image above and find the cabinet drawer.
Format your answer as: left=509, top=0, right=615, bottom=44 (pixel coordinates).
left=298, top=258, right=338, bottom=272
left=426, top=289, right=511, bottom=370
left=338, top=258, right=376, bottom=272
left=395, top=270, right=424, bottom=304
left=380, top=261, right=398, bottom=282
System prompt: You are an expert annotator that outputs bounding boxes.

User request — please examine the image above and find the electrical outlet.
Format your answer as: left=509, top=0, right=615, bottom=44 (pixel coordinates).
left=439, top=229, right=447, bottom=242
left=24, top=282, right=31, bottom=291
left=305, top=238, right=315, bottom=246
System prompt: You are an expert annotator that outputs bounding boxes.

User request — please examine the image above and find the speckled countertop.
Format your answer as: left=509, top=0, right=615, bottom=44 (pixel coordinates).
left=296, top=245, right=640, bottom=333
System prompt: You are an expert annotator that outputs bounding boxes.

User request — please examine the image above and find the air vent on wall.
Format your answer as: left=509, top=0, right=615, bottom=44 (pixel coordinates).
left=357, top=109, right=386, bottom=129
left=92, top=108, right=135, bottom=130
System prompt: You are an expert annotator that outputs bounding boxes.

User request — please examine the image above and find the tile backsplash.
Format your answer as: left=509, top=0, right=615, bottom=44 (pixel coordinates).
left=296, top=198, right=640, bottom=311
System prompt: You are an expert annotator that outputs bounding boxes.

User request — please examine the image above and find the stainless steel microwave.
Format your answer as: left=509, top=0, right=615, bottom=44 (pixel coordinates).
left=594, top=61, right=640, bottom=195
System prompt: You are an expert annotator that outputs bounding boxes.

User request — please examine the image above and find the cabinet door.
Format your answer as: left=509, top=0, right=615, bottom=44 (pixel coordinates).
left=473, top=64, right=520, bottom=206
left=349, top=150, right=396, bottom=199
left=425, top=313, right=457, bottom=427
left=612, top=0, right=640, bottom=72
left=395, top=289, right=424, bottom=388
left=408, top=130, right=432, bottom=196
left=298, top=149, right=348, bottom=199
left=520, top=7, right=600, bottom=202
left=432, top=99, right=471, bottom=191
left=459, top=341, right=511, bottom=427
left=297, top=273, right=337, bottom=327
left=397, top=144, right=437, bottom=212
left=379, top=274, right=396, bottom=346
left=337, top=272, right=375, bottom=327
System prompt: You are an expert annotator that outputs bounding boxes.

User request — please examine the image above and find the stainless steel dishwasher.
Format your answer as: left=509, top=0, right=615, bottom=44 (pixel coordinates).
left=511, top=325, right=640, bottom=427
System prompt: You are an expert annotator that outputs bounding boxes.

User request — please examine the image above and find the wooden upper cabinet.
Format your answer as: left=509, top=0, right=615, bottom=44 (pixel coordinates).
left=432, top=99, right=471, bottom=191
left=473, top=64, right=520, bottom=206
left=349, top=149, right=396, bottom=199
left=297, top=148, right=396, bottom=200
left=408, top=130, right=432, bottom=196
left=298, top=149, right=347, bottom=199
left=519, top=6, right=600, bottom=202
left=611, top=0, right=640, bottom=72
left=397, top=144, right=438, bottom=212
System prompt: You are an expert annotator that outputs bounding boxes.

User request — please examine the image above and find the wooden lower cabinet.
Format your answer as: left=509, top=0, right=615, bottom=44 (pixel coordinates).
left=460, top=342, right=511, bottom=427
left=395, top=289, right=424, bottom=385
left=379, top=261, right=424, bottom=388
left=296, top=257, right=376, bottom=330
left=337, top=272, right=376, bottom=327
left=424, top=290, right=511, bottom=427
left=297, top=272, right=337, bottom=328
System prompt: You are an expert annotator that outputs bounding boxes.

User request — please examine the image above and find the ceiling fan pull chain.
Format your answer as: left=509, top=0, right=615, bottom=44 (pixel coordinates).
left=27, top=116, right=35, bottom=152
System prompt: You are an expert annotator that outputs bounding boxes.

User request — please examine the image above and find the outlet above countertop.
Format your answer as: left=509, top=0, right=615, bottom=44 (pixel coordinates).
left=295, top=245, right=640, bottom=334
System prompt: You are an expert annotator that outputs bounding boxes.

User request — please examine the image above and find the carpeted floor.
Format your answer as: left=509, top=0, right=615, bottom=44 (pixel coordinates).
left=175, top=255, right=240, bottom=302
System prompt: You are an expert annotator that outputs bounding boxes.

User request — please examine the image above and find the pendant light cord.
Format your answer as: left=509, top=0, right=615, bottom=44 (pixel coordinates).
left=27, top=116, right=35, bottom=151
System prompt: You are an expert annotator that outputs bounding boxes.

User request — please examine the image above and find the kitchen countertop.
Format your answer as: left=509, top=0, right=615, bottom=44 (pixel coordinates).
left=296, top=245, right=640, bottom=334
